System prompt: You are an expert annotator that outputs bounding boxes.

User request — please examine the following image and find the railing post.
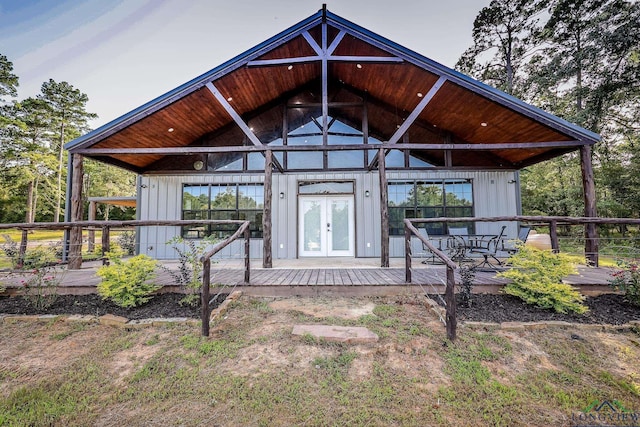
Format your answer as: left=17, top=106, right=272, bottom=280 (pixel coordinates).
left=549, top=220, right=559, bottom=253
left=405, top=224, right=412, bottom=283
left=17, top=229, right=28, bottom=269
left=445, top=266, right=457, bottom=341
left=201, top=258, right=211, bottom=337
left=244, top=226, right=250, bottom=284
left=101, top=226, right=110, bottom=265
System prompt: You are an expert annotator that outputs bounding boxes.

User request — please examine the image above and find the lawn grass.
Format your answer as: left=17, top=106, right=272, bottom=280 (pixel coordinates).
left=1, top=296, right=639, bottom=426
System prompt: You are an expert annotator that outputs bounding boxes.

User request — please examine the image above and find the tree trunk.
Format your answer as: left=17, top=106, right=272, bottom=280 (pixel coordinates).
left=25, top=181, right=34, bottom=223
left=54, top=117, right=65, bottom=222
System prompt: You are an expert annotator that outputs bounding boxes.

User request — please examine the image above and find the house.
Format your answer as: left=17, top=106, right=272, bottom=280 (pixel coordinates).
left=64, top=7, right=600, bottom=268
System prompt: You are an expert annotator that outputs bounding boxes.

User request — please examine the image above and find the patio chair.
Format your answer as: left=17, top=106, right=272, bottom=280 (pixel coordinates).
left=467, top=225, right=507, bottom=270
left=447, top=227, right=471, bottom=261
left=411, top=228, right=443, bottom=264
left=501, top=226, right=531, bottom=255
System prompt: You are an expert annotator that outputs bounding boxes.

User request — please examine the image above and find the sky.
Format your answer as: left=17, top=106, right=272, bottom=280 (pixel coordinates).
left=1, top=0, right=491, bottom=128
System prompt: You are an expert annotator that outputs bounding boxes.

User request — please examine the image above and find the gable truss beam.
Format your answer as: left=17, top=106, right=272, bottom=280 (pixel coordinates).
left=76, top=141, right=588, bottom=156
left=388, top=76, right=447, bottom=145
left=206, top=82, right=263, bottom=147
left=205, top=82, right=284, bottom=172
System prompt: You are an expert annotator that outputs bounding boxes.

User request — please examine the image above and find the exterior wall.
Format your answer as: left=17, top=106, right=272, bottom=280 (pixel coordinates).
left=138, top=169, right=518, bottom=260
left=387, top=170, right=519, bottom=257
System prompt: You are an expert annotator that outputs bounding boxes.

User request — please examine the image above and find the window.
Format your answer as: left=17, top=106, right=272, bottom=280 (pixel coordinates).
left=388, top=180, right=473, bottom=236
left=182, top=184, right=264, bottom=239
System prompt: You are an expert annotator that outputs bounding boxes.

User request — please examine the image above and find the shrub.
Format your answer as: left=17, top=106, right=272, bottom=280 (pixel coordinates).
left=458, top=263, right=477, bottom=308
left=609, top=259, right=640, bottom=306
left=161, top=236, right=217, bottom=306
left=96, top=254, right=160, bottom=308
left=1, top=235, right=19, bottom=266
left=116, top=230, right=136, bottom=255
left=497, top=245, right=588, bottom=314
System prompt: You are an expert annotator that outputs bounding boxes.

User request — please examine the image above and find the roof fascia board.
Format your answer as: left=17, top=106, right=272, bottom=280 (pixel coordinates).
left=324, top=11, right=600, bottom=144
left=66, top=10, right=325, bottom=152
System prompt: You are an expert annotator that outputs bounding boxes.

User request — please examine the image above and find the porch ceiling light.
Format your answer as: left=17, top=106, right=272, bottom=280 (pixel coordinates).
left=227, top=96, right=233, bottom=102
left=168, top=127, right=174, bottom=132
left=417, top=92, right=423, bottom=98
left=480, top=122, right=488, bottom=127
left=287, top=65, right=293, bottom=70
left=356, top=63, right=362, bottom=69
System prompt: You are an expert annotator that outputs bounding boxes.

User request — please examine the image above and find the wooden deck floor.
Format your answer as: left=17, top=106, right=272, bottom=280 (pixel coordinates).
left=1, top=263, right=615, bottom=297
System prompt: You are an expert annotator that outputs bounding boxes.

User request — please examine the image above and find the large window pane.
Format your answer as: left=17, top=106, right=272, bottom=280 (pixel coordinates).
left=416, top=183, right=443, bottom=206
left=247, top=152, right=265, bottom=170
left=288, top=151, right=323, bottom=169
left=211, top=185, right=237, bottom=209
left=208, top=152, right=242, bottom=171
left=388, top=180, right=474, bottom=236
left=445, top=181, right=473, bottom=206
left=238, top=184, right=264, bottom=209
left=328, top=150, right=363, bottom=169
left=182, top=183, right=264, bottom=239
left=385, top=150, right=405, bottom=168
left=183, top=185, right=209, bottom=210
left=388, top=183, right=413, bottom=206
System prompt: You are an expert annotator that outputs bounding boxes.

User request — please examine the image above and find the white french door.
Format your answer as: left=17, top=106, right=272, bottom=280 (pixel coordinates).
left=298, top=196, right=354, bottom=257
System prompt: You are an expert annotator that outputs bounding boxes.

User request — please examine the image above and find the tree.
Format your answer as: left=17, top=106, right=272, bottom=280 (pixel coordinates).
left=0, top=54, right=19, bottom=101
left=456, top=0, right=547, bottom=96
left=37, top=79, right=97, bottom=222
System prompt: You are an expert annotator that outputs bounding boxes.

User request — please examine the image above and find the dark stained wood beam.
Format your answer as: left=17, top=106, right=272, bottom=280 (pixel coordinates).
left=379, top=148, right=389, bottom=268
left=68, top=154, right=84, bottom=270
left=205, top=82, right=264, bottom=147
left=78, top=141, right=589, bottom=156
left=388, top=76, right=447, bottom=144
left=263, top=150, right=273, bottom=268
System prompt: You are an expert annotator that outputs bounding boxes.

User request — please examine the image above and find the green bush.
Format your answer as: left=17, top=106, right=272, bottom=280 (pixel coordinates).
left=161, top=236, right=218, bottom=306
left=497, top=245, right=588, bottom=314
left=96, top=254, right=160, bottom=308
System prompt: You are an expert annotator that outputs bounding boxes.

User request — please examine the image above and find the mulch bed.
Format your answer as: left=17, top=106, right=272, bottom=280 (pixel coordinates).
left=0, top=293, right=227, bottom=320
left=455, top=293, right=640, bottom=325
left=1, top=292, right=639, bottom=325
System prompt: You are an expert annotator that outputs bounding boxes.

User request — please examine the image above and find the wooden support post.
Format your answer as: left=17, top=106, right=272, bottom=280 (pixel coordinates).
left=18, top=229, right=28, bottom=269
left=87, top=200, right=97, bottom=253
left=580, top=145, right=599, bottom=266
left=101, top=226, right=110, bottom=265
left=68, top=154, right=84, bottom=270
left=445, top=266, right=457, bottom=341
left=549, top=220, right=559, bottom=253
left=263, top=150, right=273, bottom=268
left=88, top=200, right=97, bottom=253
left=379, top=148, right=389, bottom=267
left=405, top=225, right=412, bottom=283
left=201, top=258, right=211, bottom=337
left=244, top=225, right=251, bottom=283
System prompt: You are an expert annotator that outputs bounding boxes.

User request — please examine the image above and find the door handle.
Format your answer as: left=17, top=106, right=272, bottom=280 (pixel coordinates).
left=327, top=222, right=331, bottom=232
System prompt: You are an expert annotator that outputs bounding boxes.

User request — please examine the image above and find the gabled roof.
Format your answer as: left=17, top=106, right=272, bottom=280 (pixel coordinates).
left=66, top=7, right=600, bottom=173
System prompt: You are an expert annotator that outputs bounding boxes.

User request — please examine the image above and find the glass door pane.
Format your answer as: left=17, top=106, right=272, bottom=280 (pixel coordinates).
left=327, top=197, right=354, bottom=256
left=300, top=199, right=325, bottom=256
left=330, top=200, right=349, bottom=251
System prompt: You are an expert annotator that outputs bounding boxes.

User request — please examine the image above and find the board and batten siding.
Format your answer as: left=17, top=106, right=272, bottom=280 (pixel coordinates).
left=138, top=170, right=517, bottom=260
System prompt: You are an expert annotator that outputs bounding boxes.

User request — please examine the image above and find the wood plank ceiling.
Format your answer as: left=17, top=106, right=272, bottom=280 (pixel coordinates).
left=72, top=10, right=597, bottom=173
